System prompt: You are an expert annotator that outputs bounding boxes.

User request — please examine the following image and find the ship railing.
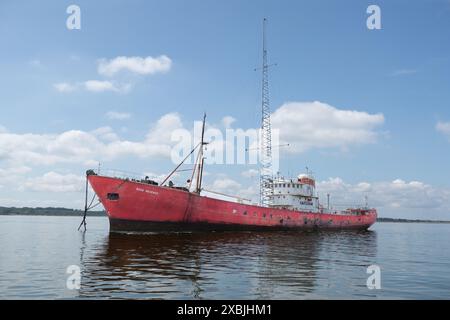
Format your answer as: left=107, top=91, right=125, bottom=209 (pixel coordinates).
left=329, top=204, right=370, bottom=215
left=201, top=188, right=254, bottom=205
left=330, top=204, right=366, bottom=208
left=96, top=168, right=161, bottom=183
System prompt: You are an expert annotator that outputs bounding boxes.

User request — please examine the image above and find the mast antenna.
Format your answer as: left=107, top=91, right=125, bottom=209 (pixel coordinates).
left=195, top=113, right=207, bottom=193
left=259, top=18, right=274, bottom=206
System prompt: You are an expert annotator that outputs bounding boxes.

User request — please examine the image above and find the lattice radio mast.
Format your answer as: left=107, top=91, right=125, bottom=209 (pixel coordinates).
left=259, top=18, right=274, bottom=206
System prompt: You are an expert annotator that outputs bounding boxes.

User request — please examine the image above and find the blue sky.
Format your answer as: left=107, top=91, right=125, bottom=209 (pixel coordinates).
left=0, top=0, right=450, bottom=219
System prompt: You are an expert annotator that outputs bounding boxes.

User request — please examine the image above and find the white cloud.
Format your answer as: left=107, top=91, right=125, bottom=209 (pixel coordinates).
left=101, top=113, right=183, bottom=160
left=29, top=59, right=43, bottom=68
left=84, top=80, right=131, bottom=93
left=91, top=126, right=120, bottom=142
left=436, top=121, right=450, bottom=139
left=84, top=80, right=115, bottom=92
left=69, top=54, right=81, bottom=61
left=205, top=176, right=258, bottom=203
left=271, top=101, right=385, bottom=153
left=0, top=166, right=32, bottom=177
left=98, top=55, right=172, bottom=76
left=146, top=112, right=183, bottom=144
left=0, top=113, right=184, bottom=167
left=211, top=177, right=242, bottom=191
left=317, top=177, right=450, bottom=219
left=222, top=116, right=236, bottom=129
left=54, top=82, right=77, bottom=93
left=22, top=172, right=84, bottom=193
left=0, top=166, right=32, bottom=189
left=0, top=125, right=7, bottom=133
left=144, top=171, right=180, bottom=184
left=106, top=111, right=131, bottom=120
left=390, top=69, right=418, bottom=77
left=241, top=169, right=259, bottom=178
left=53, top=81, right=132, bottom=94
left=54, top=54, right=171, bottom=94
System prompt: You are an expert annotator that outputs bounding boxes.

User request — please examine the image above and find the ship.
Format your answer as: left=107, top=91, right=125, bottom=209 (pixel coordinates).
left=86, top=168, right=377, bottom=232
left=81, top=19, right=377, bottom=232
left=84, top=113, right=376, bottom=232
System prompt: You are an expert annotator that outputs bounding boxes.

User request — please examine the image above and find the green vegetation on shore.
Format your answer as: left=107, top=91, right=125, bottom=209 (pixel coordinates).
left=0, top=206, right=106, bottom=216
left=377, top=217, right=450, bottom=224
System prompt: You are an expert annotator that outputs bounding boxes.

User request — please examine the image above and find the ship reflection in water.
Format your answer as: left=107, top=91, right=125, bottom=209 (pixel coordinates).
left=78, top=230, right=377, bottom=299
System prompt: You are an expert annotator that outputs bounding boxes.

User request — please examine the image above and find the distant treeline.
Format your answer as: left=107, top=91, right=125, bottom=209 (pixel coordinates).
left=0, top=206, right=106, bottom=216
left=377, top=217, right=450, bottom=224
left=0, top=207, right=448, bottom=223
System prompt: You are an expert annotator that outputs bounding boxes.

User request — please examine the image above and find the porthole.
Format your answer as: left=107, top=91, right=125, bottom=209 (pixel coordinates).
left=107, top=193, right=119, bottom=201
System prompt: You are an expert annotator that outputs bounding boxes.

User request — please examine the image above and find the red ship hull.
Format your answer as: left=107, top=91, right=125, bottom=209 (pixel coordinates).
left=88, top=175, right=377, bottom=232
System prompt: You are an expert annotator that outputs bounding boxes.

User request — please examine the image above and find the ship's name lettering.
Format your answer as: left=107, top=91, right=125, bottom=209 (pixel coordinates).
left=136, top=187, right=158, bottom=195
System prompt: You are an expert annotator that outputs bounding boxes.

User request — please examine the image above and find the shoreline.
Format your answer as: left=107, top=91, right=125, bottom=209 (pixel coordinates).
left=376, top=217, right=450, bottom=224
left=0, top=206, right=106, bottom=217
left=1, top=207, right=449, bottom=223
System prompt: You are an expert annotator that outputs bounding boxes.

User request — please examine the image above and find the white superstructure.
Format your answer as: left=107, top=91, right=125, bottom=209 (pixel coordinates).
left=268, top=173, right=321, bottom=212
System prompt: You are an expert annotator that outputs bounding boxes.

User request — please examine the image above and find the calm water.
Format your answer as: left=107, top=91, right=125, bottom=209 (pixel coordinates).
left=0, top=215, right=449, bottom=299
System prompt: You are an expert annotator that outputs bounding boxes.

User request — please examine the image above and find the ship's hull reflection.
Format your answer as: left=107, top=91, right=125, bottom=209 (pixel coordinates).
left=78, top=230, right=377, bottom=299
